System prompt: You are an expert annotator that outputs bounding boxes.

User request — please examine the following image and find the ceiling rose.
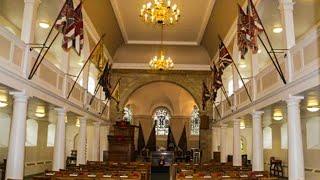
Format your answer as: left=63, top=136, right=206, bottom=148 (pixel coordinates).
left=140, top=0, right=181, bottom=25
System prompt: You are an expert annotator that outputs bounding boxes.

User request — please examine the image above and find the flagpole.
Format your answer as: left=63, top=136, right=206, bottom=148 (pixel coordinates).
left=220, top=80, right=232, bottom=107
left=218, top=35, right=253, bottom=103
left=28, top=1, right=68, bottom=80
left=89, top=84, right=101, bottom=105
left=67, top=34, right=105, bottom=99
left=212, top=101, right=222, bottom=120
left=248, top=0, right=287, bottom=84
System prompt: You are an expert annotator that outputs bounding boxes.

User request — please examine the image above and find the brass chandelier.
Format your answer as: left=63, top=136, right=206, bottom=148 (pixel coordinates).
left=140, top=0, right=181, bottom=25
left=140, top=0, right=181, bottom=70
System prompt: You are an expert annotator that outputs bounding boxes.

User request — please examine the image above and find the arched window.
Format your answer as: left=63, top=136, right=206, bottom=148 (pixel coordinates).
left=0, top=113, right=11, bottom=147
left=123, top=106, right=133, bottom=123
left=153, top=107, right=170, bottom=136
left=190, top=105, right=200, bottom=135
left=263, top=126, right=272, bottom=149
left=25, top=119, right=38, bottom=146
left=47, top=123, right=56, bottom=147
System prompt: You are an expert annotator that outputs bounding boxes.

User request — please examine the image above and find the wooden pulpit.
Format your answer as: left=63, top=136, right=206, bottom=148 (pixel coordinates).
left=107, top=121, right=135, bottom=162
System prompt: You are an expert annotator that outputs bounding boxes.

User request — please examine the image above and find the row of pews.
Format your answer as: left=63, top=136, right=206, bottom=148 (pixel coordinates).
left=33, top=161, right=151, bottom=180
left=171, top=162, right=278, bottom=179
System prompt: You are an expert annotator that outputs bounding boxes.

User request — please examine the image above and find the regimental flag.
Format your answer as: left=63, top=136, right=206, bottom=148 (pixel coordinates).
left=99, top=62, right=112, bottom=100
left=137, top=122, right=146, bottom=154
left=212, top=64, right=223, bottom=90
left=218, top=40, right=233, bottom=71
left=167, top=126, right=177, bottom=151
left=111, top=79, right=120, bottom=104
left=72, top=2, right=84, bottom=55
left=178, top=125, right=187, bottom=152
left=91, top=41, right=107, bottom=78
left=202, top=81, right=211, bottom=111
left=55, top=0, right=74, bottom=33
left=237, top=4, right=250, bottom=59
left=247, top=0, right=263, bottom=54
left=146, top=123, right=157, bottom=151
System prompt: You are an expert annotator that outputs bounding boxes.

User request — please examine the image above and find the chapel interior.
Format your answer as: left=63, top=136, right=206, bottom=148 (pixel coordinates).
left=0, top=0, right=320, bottom=180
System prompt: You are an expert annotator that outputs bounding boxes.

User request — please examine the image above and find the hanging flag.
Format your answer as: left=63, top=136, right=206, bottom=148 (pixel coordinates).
left=202, top=81, right=211, bottom=111
left=146, top=123, right=156, bottom=151
left=247, top=0, right=263, bottom=54
left=167, top=126, right=176, bottom=151
left=137, top=122, right=146, bottom=154
left=91, top=42, right=107, bottom=78
left=72, top=2, right=84, bottom=55
left=178, top=125, right=187, bottom=152
left=55, top=0, right=74, bottom=33
left=218, top=40, right=233, bottom=71
left=99, top=62, right=112, bottom=99
left=237, top=4, right=250, bottom=59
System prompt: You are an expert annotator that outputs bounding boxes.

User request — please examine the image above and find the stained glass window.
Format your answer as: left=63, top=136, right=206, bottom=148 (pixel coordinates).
left=190, top=105, right=200, bottom=135
left=153, top=107, right=170, bottom=136
left=123, top=107, right=133, bottom=123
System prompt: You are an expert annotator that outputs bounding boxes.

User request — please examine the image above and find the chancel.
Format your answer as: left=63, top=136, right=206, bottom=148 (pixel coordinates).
left=0, top=0, right=319, bottom=180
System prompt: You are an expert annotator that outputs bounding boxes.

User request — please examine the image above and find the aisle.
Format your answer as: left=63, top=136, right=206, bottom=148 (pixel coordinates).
left=151, top=166, right=170, bottom=180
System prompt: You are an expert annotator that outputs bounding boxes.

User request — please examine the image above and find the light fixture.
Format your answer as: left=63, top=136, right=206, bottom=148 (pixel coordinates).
left=273, top=110, right=283, bottom=121
left=76, top=119, right=80, bottom=127
left=239, top=60, right=247, bottom=68
left=149, top=25, right=174, bottom=70
left=0, top=94, right=8, bottom=108
left=140, top=0, right=181, bottom=25
left=307, top=106, right=320, bottom=112
left=78, top=62, right=84, bottom=66
left=35, top=106, right=46, bottom=118
left=272, top=26, right=283, bottom=34
left=149, top=50, right=174, bottom=70
left=240, top=121, right=246, bottom=129
left=39, top=21, right=50, bottom=29
left=64, top=116, right=68, bottom=123
left=258, top=49, right=262, bottom=54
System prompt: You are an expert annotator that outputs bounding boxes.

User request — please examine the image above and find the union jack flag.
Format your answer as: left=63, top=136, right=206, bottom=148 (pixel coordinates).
left=218, top=40, right=233, bottom=71
left=202, top=81, right=211, bottom=110
left=72, top=3, right=84, bottom=55
left=55, top=0, right=74, bottom=33
left=237, top=4, right=250, bottom=59
left=247, top=0, right=263, bottom=54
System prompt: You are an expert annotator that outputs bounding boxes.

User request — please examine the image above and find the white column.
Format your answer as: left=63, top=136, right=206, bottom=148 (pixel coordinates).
left=233, top=118, right=241, bottom=166
left=279, top=0, right=295, bottom=82
left=251, top=111, right=264, bottom=171
left=52, top=108, right=66, bottom=171
left=220, top=124, right=228, bottom=163
left=77, top=117, right=87, bottom=165
left=211, top=127, right=219, bottom=152
left=5, top=92, right=28, bottom=180
left=286, top=96, right=305, bottom=180
left=92, top=122, right=101, bottom=161
left=21, top=0, right=41, bottom=43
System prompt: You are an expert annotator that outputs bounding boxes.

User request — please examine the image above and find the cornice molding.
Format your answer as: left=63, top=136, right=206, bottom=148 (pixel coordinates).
left=112, top=63, right=210, bottom=71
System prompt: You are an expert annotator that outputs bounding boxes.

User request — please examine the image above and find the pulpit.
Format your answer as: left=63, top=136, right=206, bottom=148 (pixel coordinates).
left=107, top=121, right=135, bottom=162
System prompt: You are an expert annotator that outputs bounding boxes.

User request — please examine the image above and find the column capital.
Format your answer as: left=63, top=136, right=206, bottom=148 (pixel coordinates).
left=286, top=95, right=304, bottom=105
left=78, top=117, right=87, bottom=124
left=278, top=0, right=294, bottom=11
left=93, top=121, right=101, bottom=126
left=220, top=123, right=228, bottom=128
left=54, top=108, right=66, bottom=116
left=251, top=111, right=264, bottom=118
left=24, top=0, right=41, bottom=4
left=9, top=91, right=28, bottom=102
left=233, top=118, right=241, bottom=124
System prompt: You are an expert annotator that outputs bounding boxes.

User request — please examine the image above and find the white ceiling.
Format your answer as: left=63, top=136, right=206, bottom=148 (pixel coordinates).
left=110, top=0, right=215, bottom=45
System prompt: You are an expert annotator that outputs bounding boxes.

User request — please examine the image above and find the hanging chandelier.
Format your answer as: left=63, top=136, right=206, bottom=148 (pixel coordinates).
left=149, top=50, right=174, bottom=70
left=149, top=25, right=174, bottom=70
left=140, top=0, right=181, bottom=25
